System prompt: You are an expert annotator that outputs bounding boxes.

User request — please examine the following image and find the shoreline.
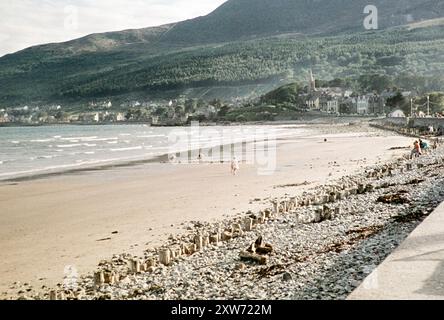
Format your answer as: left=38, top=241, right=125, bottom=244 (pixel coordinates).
left=0, top=128, right=298, bottom=183
left=0, top=123, right=418, bottom=299
left=0, top=115, right=379, bottom=129
left=0, top=118, right=376, bottom=183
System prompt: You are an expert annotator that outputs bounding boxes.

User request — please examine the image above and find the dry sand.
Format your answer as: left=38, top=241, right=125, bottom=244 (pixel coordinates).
left=0, top=123, right=413, bottom=294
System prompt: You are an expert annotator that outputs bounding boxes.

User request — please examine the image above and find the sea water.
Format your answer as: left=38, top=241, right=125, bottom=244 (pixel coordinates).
left=0, top=124, right=306, bottom=180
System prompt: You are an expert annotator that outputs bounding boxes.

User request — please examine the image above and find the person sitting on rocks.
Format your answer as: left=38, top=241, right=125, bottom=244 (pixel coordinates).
left=411, top=140, right=422, bottom=159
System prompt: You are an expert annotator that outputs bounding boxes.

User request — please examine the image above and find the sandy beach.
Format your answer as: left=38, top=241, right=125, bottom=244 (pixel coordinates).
left=0, top=122, right=413, bottom=296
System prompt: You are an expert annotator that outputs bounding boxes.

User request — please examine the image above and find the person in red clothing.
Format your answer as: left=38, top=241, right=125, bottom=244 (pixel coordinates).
left=411, top=140, right=422, bottom=159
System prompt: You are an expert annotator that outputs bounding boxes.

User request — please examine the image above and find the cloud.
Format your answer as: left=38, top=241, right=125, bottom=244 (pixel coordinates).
left=0, top=0, right=227, bottom=57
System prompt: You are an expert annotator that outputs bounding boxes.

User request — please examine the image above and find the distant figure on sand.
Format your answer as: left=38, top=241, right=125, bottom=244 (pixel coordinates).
left=429, top=125, right=434, bottom=134
left=411, top=140, right=422, bottom=159
left=433, top=139, right=438, bottom=150
left=231, top=157, right=240, bottom=175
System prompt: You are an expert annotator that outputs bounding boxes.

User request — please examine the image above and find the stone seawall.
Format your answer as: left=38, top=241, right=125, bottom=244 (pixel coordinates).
left=371, top=117, right=444, bottom=138
left=374, top=117, right=444, bottom=129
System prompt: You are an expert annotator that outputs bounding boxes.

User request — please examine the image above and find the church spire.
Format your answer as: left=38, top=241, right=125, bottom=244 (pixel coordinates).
left=308, top=69, right=316, bottom=93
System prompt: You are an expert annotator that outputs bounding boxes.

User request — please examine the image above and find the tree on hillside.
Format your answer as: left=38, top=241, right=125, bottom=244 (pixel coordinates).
left=417, top=93, right=444, bottom=114
left=217, top=105, right=231, bottom=118
left=184, top=99, right=197, bottom=113
left=386, top=92, right=409, bottom=114
left=358, top=74, right=393, bottom=93
left=54, top=110, right=67, bottom=121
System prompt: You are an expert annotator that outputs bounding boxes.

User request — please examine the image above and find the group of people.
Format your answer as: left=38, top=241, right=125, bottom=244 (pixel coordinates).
left=410, top=138, right=438, bottom=159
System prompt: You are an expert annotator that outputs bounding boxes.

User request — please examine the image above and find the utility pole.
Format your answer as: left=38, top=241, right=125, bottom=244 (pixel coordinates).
left=410, top=98, right=413, bottom=118
left=427, top=95, right=430, bottom=117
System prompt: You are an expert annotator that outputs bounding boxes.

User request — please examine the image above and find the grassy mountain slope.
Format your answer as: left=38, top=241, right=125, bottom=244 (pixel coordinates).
left=160, top=0, right=444, bottom=44
left=1, top=0, right=444, bottom=107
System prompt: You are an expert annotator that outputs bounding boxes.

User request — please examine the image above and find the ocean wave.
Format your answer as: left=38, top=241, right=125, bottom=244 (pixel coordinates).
left=137, top=135, right=166, bottom=138
left=86, top=137, right=118, bottom=142
left=60, top=136, right=98, bottom=141
left=32, top=155, right=58, bottom=160
left=11, top=141, right=20, bottom=144
left=30, top=139, right=54, bottom=143
left=57, top=144, right=82, bottom=148
left=110, top=146, right=142, bottom=152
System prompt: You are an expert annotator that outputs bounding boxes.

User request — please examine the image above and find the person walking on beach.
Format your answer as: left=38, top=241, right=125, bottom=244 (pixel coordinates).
left=231, top=157, right=240, bottom=175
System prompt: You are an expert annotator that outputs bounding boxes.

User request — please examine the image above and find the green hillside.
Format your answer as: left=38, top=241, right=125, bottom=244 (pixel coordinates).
left=1, top=0, right=444, bottom=107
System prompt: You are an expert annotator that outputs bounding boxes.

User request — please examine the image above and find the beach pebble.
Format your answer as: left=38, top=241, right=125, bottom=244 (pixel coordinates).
left=15, top=141, right=444, bottom=301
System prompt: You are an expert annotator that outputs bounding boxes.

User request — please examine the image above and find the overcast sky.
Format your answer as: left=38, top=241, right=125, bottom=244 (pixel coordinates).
left=0, top=0, right=228, bottom=57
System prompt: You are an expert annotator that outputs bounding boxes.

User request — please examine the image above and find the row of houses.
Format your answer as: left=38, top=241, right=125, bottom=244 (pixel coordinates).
left=303, top=70, right=412, bottom=115
left=72, top=112, right=126, bottom=123
left=0, top=110, right=127, bottom=124
left=0, top=111, right=10, bottom=123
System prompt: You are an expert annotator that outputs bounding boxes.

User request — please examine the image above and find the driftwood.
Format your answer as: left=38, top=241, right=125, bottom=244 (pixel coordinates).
left=377, top=193, right=411, bottom=205
left=245, top=236, right=274, bottom=256
left=255, top=245, right=273, bottom=255
left=239, top=251, right=267, bottom=265
left=221, top=231, right=233, bottom=241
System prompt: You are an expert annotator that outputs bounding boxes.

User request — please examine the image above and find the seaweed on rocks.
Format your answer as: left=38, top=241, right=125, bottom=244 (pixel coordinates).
left=377, top=193, right=411, bottom=205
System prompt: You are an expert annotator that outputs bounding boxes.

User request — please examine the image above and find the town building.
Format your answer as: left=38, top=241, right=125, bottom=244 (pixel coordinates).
left=0, top=112, right=9, bottom=123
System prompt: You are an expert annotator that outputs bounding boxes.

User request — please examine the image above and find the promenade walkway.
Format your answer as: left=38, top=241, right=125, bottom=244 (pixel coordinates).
left=349, top=202, right=444, bottom=300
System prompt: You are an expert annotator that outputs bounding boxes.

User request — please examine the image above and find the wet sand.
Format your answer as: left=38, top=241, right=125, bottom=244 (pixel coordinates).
left=0, top=124, right=412, bottom=295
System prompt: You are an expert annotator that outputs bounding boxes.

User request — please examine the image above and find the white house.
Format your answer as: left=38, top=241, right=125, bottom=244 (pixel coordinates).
left=326, top=99, right=339, bottom=113
left=357, top=96, right=370, bottom=114
left=79, top=112, right=99, bottom=122
left=320, top=95, right=339, bottom=113
left=0, top=112, right=9, bottom=123
left=389, top=109, right=406, bottom=118
left=116, top=113, right=126, bottom=122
